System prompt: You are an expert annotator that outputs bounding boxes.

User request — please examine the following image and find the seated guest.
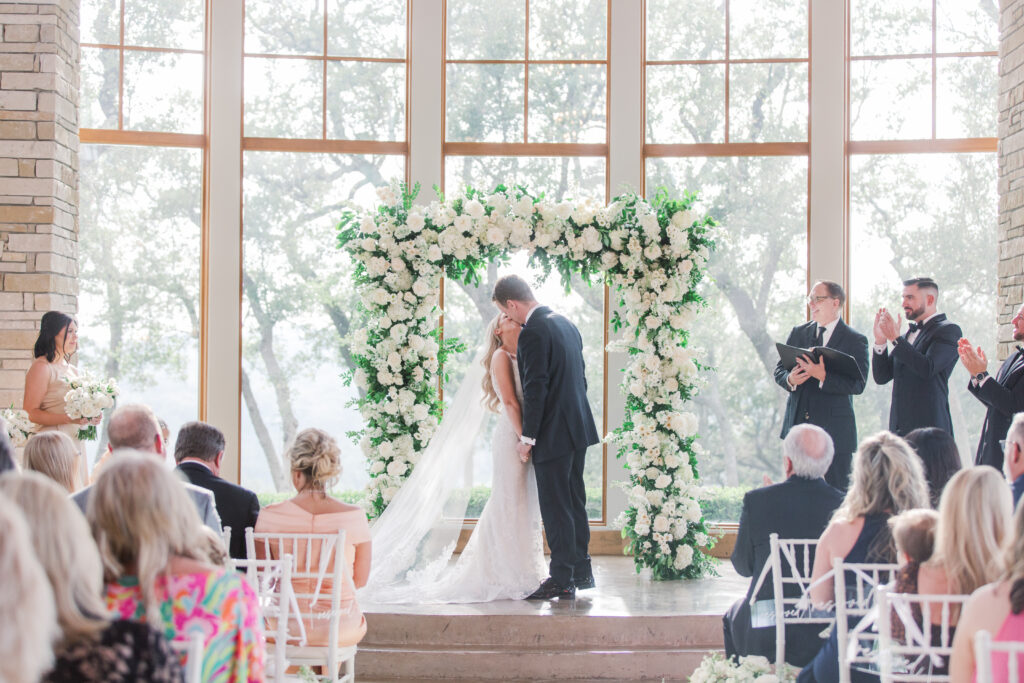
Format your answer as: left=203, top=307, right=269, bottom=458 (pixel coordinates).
left=1004, top=413, right=1024, bottom=508
left=0, top=471, right=183, bottom=682
left=0, top=492, right=58, bottom=683
left=889, top=468, right=1011, bottom=676
left=24, top=431, right=81, bottom=493
left=0, top=421, right=15, bottom=473
left=174, top=421, right=260, bottom=560
left=90, top=454, right=263, bottom=682
left=904, top=427, right=962, bottom=508
left=950, top=498, right=1024, bottom=683
left=799, top=431, right=930, bottom=683
left=256, top=428, right=371, bottom=648
left=72, top=404, right=221, bottom=532
left=725, top=424, right=844, bottom=665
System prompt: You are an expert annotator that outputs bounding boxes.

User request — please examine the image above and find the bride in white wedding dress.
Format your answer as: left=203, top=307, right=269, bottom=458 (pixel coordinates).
left=358, top=313, right=546, bottom=604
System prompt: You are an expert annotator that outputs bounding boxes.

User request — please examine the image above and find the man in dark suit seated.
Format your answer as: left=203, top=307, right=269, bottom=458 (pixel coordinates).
left=175, top=421, right=260, bottom=560
left=1001, top=413, right=1024, bottom=508
left=724, top=424, right=844, bottom=666
left=872, top=277, right=962, bottom=436
left=774, top=280, right=869, bottom=491
left=958, top=302, right=1024, bottom=470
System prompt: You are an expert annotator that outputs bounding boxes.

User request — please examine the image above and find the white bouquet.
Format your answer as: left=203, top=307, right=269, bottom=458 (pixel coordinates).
left=1, top=406, right=38, bottom=447
left=63, top=373, right=118, bottom=441
left=690, top=653, right=795, bottom=683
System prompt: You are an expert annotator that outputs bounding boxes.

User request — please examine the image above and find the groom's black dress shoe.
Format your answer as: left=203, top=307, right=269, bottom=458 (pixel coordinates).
left=526, top=577, right=575, bottom=600
left=572, top=574, right=595, bottom=590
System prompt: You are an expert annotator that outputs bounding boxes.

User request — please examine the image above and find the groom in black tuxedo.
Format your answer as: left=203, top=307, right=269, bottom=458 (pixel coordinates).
left=774, top=281, right=869, bottom=491
left=493, top=274, right=600, bottom=600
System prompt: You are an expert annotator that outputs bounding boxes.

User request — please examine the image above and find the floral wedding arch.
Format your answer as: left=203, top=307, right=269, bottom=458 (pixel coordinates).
left=337, top=182, right=717, bottom=580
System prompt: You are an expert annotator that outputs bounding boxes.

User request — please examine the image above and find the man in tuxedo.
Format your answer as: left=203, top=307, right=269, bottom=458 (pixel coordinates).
left=175, top=421, right=260, bottom=560
left=493, top=274, right=600, bottom=601
left=725, top=424, right=844, bottom=665
left=71, top=404, right=222, bottom=532
left=958, top=302, right=1024, bottom=470
left=774, top=280, right=868, bottom=491
left=872, top=277, right=962, bottom=436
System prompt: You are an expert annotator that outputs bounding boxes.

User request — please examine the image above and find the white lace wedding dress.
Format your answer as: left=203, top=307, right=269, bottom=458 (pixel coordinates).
left=359, top=350, right=546, bottom=604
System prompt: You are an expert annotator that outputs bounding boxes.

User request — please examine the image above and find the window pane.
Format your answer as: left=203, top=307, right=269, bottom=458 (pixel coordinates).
left=937, top=0, right=998, bottom=53
left=81, top=0, right=119, bottom=45
left=244, top=57, right=322, bottom=138
left=729, top=62, right=808, bottom=142
left=850, top=59, right=931, bottom=140
left=241, top=152, right=405, bottom=497
left=849, top=154, right=996, bottom=462
left=646, top=64, right=725, bottom=144
left=245, top=0, right=323, bottom=55
left=446, top=63, right=525, bottom=143
left=528, top=64, right=605, bottom=144
left=80, top=47, right=119, bottom=130
left=442, top=253, right=606, bottom=519
left=646, top=0, right=724, bottom=61
left=646, top=156, right=808, bottom=521
left=529, top=0, right=605, bottom=61
left=328, top=0, right=406, bottom=59
left=936, top=57, right=997, bottom=139
left=444, top=156, right=606, bottom=200
left=851, top=0, right=931, bottom=56
left=124, top=0, right=204, bottom=50
left=123, top=51, right=204, bottom=134
left=79, top=144, right=202, bottom=462
left=729, top=0, right=807, bottom=59
left=446, top=0, right=525, bottom=60
left=326, top=61, right=405, bottom=141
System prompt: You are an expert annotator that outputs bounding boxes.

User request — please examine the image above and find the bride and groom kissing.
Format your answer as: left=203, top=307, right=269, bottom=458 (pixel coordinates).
left=361, top=274, right=600, bottom=604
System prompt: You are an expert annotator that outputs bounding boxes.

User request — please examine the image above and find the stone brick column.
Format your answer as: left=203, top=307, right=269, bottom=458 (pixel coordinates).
left=0, top=0, right=78, bottom=406
left=1000, top=0, right=1024, bottom=359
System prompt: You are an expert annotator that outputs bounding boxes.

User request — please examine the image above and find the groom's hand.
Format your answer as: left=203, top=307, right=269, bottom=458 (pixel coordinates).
left=516, top=442, right=532, bottom=463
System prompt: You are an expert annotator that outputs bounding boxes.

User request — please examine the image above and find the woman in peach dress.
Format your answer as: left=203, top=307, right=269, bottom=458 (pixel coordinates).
left=23, top=312, right=100, bottom=483
left=255, top=428, right=371, bottom=648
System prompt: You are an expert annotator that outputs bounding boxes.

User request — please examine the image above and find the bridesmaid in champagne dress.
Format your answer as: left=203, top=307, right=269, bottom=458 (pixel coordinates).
left=22, top=311, right=99, bottom=484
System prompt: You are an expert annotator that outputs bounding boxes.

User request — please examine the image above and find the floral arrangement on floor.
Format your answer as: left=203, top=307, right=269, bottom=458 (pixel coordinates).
left=1, top=406, right=38, bottom=447
left=63, top=373, right=119, bottom=440
left=690, top=653, right=796, bottom=683
left=337, top=181, right=716, bottom=579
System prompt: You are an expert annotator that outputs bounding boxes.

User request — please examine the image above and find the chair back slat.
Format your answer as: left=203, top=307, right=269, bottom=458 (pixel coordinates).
left=168, top=630, right=204, bottom=683
left=232, top=554, right=294, bottom=683
left=834, top=559, right=900, bottom=683
left=875, top=587, right=968, bottom=683
left=975, top=628, right=1024, bottom=683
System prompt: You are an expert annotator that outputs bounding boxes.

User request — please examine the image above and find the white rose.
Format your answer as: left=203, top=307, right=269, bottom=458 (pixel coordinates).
left=369, top=459, right=385, bottom=474
left=513, top=196, right=534, bottom=217
left=581, top=226, right=603, bottom=252
left=634, top=523, right=651, bottom=537
left=412, top=404, right=430, bottom=421
left=555, top=202, right=572, bottom=220
left=645, top=466, right=661, bottom=481
left=387, top=460, right=408, bottom=477
left=644, top=244, right=662, bottom=261
left=671, top=209, right=696, bottom=228
left=408, top=334, right=425, bottom=352
left=407, top=211, right=426, bottom=232
left=486, top=226, right=504, bottom=245
left=412, top=280, right=430, bottom=297
left=653, top=515, right=670, bottom=533
left=645, top=489, right=664, bottom=506
left=464, top=199, right=485, bottom=219
left=360, top=238, right=376, bottom=252
left=655, top=474, right=672, bottom=489
left=674, top=544, right=694, bottom=570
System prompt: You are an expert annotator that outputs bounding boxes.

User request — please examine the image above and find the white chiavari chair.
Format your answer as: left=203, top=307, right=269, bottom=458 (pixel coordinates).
left=875, top=586, right=968, bottom=683
left=168, top=630, right=205, bottom=683
left=834, top=559, right=900, bottom=683
left=234, top=554, right=296, bottom=683
left=975, top=629, right=1024, bottom=683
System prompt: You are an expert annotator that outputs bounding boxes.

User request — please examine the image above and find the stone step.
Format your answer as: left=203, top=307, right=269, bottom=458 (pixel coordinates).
left=356, top=644, right=716, bottom=680
left=362, top=612, right=723, bottom=650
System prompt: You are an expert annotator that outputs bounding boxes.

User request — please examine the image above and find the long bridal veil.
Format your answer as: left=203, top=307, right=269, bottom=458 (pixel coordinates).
left=358, top=349, right=490, bottom=602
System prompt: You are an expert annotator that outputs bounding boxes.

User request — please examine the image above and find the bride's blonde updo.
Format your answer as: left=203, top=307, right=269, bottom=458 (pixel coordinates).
left=288, top=428, right=342, bottom=491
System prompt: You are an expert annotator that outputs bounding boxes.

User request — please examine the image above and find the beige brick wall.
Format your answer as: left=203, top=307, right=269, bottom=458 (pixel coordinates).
left=0, top=0, right=78, bottom=407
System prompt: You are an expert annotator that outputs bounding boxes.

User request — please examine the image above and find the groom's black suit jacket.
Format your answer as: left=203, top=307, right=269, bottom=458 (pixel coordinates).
left=872, top=313, right=962, bottom=436
left=516, top=306, right=600, bottom=463
left=773, top=318, right=869, bottom=456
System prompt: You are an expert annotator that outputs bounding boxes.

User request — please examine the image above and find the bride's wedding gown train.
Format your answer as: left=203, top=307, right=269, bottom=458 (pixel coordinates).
left=360, top=351, right=546, bottom=604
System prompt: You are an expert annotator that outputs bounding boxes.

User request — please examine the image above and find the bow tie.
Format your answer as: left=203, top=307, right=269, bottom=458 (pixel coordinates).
left=907, top=322, right=921, bottom=333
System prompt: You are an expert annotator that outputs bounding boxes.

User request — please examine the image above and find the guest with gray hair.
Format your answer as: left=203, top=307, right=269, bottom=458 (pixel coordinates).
left=1003, top=412, right=1024, bottom=507
left=724, top=424, right=844, bottom=665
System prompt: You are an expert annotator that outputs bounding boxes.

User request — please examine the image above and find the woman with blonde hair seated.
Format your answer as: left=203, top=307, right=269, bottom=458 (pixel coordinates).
left=888, top=467, right=1012, bottom=677
left=950, top=496, right=1024, bottom=682
left=24, top=431, right=81, bottom=493
left=799, top=431, right=931, bottom=683
left=90, top=453, right=263, bottom=683
left=0, top=471, right=182, bottom=682
left=0, top=491, right=58, bottom=683
left=255, top=427, right=372, bottom=648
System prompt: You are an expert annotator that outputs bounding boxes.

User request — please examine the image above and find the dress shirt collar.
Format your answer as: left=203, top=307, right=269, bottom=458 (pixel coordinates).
left=524, top=304, right=540, bottom=325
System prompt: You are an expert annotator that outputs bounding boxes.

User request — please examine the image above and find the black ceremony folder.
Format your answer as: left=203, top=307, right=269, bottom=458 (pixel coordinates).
left=775, top=342, right=865, bottom=383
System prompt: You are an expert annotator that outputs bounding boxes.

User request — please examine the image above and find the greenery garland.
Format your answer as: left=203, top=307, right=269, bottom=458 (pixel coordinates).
left=338, top=181, right=717, bottom=579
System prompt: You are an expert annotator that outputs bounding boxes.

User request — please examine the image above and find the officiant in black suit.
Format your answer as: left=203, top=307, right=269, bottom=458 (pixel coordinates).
left=493, top=274, right=601, bottom=601
left=774, top=280, right=869, bottom=491
left=958, top=302, right=1024, bottom=470
left=872, top=277, right=962, bottom=437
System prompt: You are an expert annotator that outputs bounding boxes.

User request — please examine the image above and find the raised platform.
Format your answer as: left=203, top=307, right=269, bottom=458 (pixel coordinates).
left=358, top=556, right=747, bottom=681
